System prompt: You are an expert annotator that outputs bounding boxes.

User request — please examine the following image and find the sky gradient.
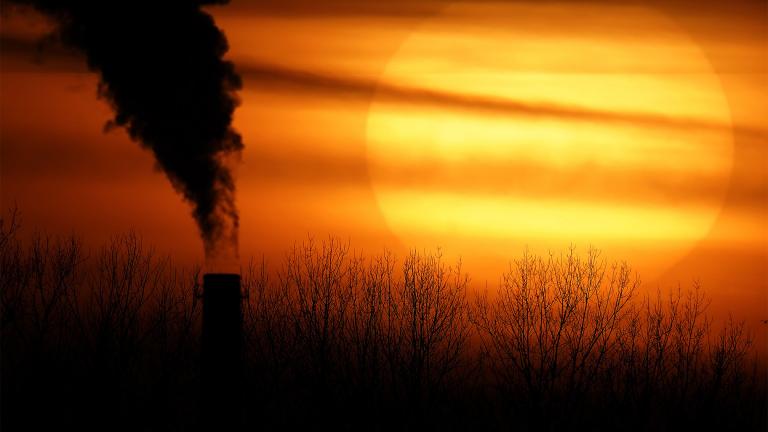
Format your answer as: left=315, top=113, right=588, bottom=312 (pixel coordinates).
left=1, top=0, right=766, bottom=348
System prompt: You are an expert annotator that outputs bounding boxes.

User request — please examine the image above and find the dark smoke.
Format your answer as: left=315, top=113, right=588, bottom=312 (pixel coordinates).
left=10, top=0, right=243, bottom=261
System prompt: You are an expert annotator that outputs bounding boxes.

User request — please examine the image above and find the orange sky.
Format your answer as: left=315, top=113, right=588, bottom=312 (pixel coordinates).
left=1, top=0, right=766, bottom=349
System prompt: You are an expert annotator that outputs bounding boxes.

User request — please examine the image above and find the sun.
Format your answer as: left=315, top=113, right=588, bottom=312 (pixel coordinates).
left=365, top=3, right=733, bottom=280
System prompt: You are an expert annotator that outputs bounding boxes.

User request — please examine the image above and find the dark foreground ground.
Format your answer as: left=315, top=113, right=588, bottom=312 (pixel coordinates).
left=2, top=219, right=766, bottom=431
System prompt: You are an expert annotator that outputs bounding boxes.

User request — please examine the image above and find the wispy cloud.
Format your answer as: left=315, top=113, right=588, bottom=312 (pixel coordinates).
left=240, top=61, right=767, bottom=140
left=243, top=147, right=766, bottom=209
left=3, top=32, right=764, bottom=140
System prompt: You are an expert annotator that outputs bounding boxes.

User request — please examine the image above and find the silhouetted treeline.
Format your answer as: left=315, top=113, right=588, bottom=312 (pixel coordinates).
left=1, top=209, right=765, bottom=431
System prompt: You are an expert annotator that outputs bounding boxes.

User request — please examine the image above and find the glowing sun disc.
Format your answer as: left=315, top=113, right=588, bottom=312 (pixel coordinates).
left=365, top=3, right=733, bottom=280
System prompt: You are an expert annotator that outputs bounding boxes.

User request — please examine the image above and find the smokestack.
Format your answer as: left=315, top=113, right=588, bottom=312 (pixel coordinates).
left=201, top=273, right=243, bottom=430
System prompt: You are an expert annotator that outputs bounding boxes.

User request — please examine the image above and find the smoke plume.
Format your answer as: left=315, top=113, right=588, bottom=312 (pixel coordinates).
left=11, top=0, right=243, bottom=262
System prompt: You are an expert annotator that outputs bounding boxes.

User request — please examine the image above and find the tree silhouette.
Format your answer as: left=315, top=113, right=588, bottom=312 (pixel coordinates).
left=1, top=208, right=765, bottom=431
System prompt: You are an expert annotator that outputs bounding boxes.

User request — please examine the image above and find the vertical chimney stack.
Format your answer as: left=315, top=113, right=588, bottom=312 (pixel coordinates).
left=201, top=273, right=243, bottom=430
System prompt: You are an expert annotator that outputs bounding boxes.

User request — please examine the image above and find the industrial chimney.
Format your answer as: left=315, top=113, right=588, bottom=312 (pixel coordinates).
left=200, top=273, right=243, bottom=430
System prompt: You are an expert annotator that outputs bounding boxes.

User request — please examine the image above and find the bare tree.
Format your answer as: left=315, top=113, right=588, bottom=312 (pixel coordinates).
left=393, top=249, right=470, bottom=423
left=346, top=250, right=396, bottom=409
left=1, top=207, right=27, bottom=332
left=472, top=247, right=639, bottom=427
left=2, top=216, right=764, bottom=431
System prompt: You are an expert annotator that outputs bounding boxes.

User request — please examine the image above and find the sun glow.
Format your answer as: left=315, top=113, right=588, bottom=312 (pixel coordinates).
left=366, top=3, right=733, bottom=278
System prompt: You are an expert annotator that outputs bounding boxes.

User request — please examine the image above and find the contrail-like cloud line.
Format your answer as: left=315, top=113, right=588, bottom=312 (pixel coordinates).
left=242, top=61, right=765, bottom=140
left=2, top=33, right=763, bottom=139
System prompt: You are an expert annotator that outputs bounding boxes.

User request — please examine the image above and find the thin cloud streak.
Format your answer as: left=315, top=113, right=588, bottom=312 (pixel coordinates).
left=242, top=148, right=767, bottom=210
left=241, top=61, right=767, bottom=140
left=228, top=0, right=765, bottom=20
left=2, top=34, right=764, bottom=140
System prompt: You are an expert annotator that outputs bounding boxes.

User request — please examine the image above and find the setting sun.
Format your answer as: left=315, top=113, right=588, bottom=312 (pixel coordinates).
left=367, top=3, right=734, bottom=278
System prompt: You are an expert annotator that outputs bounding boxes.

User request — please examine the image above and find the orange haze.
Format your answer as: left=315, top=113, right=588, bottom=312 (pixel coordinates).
left=1, top=0, right=766, bottom=351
